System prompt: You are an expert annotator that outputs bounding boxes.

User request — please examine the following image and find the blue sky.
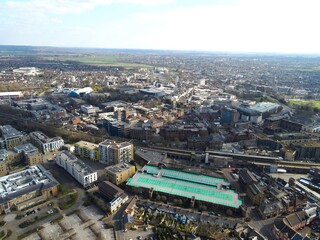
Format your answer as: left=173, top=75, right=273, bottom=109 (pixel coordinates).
left=1, top=0, right=320, bottom=53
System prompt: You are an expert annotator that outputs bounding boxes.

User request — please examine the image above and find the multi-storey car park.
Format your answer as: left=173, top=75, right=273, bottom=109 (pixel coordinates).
left=127, top=165, right=243, bottom=210
left=0, top=165, right=59, bottom=214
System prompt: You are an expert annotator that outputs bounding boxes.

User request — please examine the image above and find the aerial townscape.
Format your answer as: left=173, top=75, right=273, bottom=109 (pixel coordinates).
left=1, top=1, right=320, bottom=240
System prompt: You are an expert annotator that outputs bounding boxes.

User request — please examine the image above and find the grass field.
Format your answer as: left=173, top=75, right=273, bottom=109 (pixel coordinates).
left=288, top=99, right=320, bottom=109
left=58, top=55, right=151, bottom=69
left=296, top=66, right=320, bottom=72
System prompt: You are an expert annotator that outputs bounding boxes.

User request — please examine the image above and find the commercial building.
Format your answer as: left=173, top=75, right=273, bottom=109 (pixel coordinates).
left=69, top=87, right=93, bottom=98
left=29, top=131, right=64, bottom=153
left=0, top=165, right=59, bottom=214
left=80, top=105, right=100, bottom=115
left=99, top=139, right=133, bottom=165
left=0, top=91, right=23, bottom=99
left=0, top=125, right=29, bottom=150
left=74, top=141, right=99, bottom=161
left=127, top=165, right=242, bottom=209
left=220, top=108, right=239, bottom=126
left=105, top=163, right=135, bottom=185
left=56, top=151, right=97, bottom=188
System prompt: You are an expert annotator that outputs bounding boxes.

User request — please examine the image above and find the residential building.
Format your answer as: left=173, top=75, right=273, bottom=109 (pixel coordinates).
left=272, top=210, right=312, bottom=240
left=74, top=141, right=99, bottom=161
left=29, top=131, right=64, bottom=153
left=247, top=183, right=265, bottom=206
left=56, top=151, right=97, bottom=188
left=99, top=139, right=133, bottom=165
left=0, top=165, right=59, bottom=214
left=13, top=143, right=43, bottom=166
left=97, top=180, right=129, bottom=214
left=105, top=163, right=135, bottom=185
left=0, top=149, right=8, bottom=176
left=0, top=125, right=29, bottom=150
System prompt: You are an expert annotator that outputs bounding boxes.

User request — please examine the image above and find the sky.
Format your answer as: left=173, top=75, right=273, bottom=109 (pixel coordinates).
left=1, top=0, right=320, bottom=54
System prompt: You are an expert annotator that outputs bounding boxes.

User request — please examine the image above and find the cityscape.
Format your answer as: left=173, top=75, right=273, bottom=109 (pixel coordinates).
left=1, top=1, right=320, bottom=240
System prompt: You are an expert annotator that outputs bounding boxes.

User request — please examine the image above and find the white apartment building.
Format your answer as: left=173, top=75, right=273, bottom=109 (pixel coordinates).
left=56, top=151, right=97, bottom=188
left=99, top=139, right=133, bottom=165
left=29, top=131, right=64, bottom=153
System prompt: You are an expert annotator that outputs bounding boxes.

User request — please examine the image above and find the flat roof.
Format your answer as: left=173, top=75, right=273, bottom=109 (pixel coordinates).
left=0, top=125, right=24, bottom=139
left=127, top=166, right=242, bottom=208
left=75, top=140, right=98, bottom=150
left=0, top=165, right=58, bottom=204
left=105, top=163, right=134, bottom=174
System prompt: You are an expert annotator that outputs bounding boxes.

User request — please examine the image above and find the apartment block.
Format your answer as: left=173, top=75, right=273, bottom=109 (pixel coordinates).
left=105, top=163, right=135, bottom=185
left=99, top=139, right=133, bottom=165
left=56, top=151, right=97, bottom=188
left=74, top=140, right=99, bottom=161
left=0, top=125, right=29, bottom=150
left=29, top=131, right=64, bottom=153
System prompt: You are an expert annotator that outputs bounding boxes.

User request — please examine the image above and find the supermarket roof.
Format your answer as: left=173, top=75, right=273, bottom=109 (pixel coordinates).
left=127, top=166, right=242, bottom=208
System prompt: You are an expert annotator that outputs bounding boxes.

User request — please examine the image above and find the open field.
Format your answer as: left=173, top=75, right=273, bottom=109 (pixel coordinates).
left=288, top=99, right=320, bottom=109
left=296, top=66, right=320, bottom=72
left=44, top=55, right=151, bottom=69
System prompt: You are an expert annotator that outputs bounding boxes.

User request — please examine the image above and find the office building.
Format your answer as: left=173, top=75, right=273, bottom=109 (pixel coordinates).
left=0, top=165, right=59, bottom=214
left=56, top=151, right=97, bottom=188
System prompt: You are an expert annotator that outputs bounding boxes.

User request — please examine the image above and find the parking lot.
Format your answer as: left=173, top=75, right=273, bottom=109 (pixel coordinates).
left=20, top=205, right=116, bottom=240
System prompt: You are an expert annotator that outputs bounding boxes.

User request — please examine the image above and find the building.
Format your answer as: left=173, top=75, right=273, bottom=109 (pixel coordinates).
left=236, top=107, right=262, bottom=124
left=29, top=131, right=64, bottom=153
left=13, top=143, right=43, bottom=166
left=294, top=142, right=320, bottom=161
left=159, top=123, right=208, bottom=141
left=258, top=201, right=284, bottom=220
left=98, top=181, right=129, bottom=213
left=105, top=163, right=136, bottom=185
left=247, top=183, right=265, bottom=206
left=127, top=165, right=242, bottom=210
left=74, top=141, right=99, bottom=161
left=0, top=91, right=23, bottom=99
left=272, top=210, right=312, bottom=240
left=69, top=87, right=93, bottom=98
left=0, top=149, right=8, bottom=176
left=220, top=108, right=239, bottom=126
left=0, top=125, right=29, bottom=150
left=99, top=140, right=133, bottom=165
left=56, top=151, right=97, bottom=188
left=80, top=105, right=100, bottom=115
left=0, top=165, right=59, bottom=214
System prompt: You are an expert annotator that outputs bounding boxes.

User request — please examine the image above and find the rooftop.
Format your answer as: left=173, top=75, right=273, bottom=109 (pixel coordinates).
left=0, top=125, right=24, bottom=139
left=249, top=102, right=280, bottom=113
left=0, top=165, right=58, bottom=204
left=13, top=143, right=39, bottom=155
left=105, top=163, right=134, bottom=174
left=57, top=151, right=96, bottom=176
left=30, top=131, right=63, bottom=144
left=135, top=148, right=166, bottom=163
left=127, top=166, right=241, bottom=208
left=75, top=140, right=98, bottom=150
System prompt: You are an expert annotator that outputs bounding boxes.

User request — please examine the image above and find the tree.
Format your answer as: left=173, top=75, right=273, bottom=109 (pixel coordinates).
left=161, top=196, right=167, bottom=203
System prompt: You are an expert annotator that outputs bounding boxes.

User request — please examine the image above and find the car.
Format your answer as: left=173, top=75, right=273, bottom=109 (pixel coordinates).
left=208, top=211, right=215, bottom=215
left=123, top=229, right=128, bottom=232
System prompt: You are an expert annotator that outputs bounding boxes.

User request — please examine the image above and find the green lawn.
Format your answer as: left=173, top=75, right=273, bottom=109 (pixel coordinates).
left=288, top=100, right=320, bottom=109
left=49, top=55, right=151, bottom=69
